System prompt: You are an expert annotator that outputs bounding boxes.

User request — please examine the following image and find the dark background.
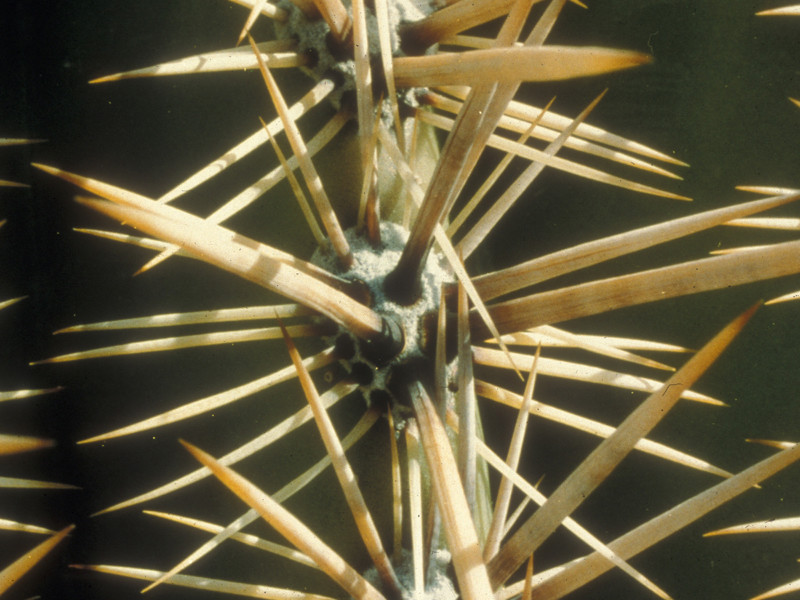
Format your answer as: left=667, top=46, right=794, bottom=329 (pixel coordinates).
left=1, top=1, right=799, bottom=599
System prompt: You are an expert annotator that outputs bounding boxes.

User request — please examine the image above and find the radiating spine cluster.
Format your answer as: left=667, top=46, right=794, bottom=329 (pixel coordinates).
left=10, top=0, right=800, bottom=599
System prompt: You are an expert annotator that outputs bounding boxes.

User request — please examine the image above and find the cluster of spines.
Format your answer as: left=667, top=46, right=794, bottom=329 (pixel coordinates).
left=14, top=1, right=800, bottom=599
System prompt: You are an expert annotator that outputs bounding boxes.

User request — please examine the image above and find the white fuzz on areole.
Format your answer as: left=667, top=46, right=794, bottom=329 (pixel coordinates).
left=274, top=0, right=435, bottom=103
left=313, top=222, right=453, bottom=404
left=364, top=549, right=457, bottom=600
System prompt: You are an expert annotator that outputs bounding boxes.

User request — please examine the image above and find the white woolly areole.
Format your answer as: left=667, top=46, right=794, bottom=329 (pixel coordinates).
left=364, top=549, right=457, bottom=600
left=274, top=0, right=436, bottom=103
left=313, top=222, right=452, bottom=400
